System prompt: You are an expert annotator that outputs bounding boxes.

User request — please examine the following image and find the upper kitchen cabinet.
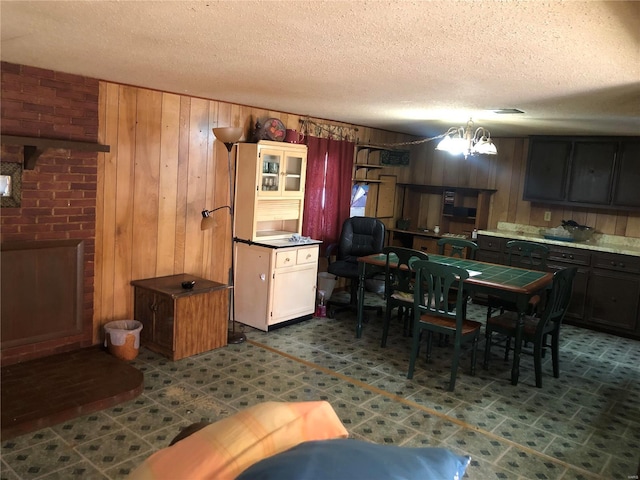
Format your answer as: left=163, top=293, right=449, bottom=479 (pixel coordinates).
left=253, top=142, right=307, bottom=198
left=523, top=139, right=572, bottom=202
left=612, top=140, right=640, bottom=208
left=236, top=141, right=308, bottom=241
left=567, top=141, right=617, bottom=205
left=523, top=136, right=640, bottom=211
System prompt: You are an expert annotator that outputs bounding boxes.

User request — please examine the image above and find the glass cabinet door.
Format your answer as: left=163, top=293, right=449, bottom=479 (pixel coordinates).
left=282, top=151, right=305, bottom=195
left=259, top=150, right=282, bottom=196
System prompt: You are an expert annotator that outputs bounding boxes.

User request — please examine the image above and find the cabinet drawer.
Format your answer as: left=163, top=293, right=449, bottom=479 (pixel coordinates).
left=548, top=247, right=591, bottom=266
left=275, top=250, right=297, bottom=268
left=592, top=252, right=640, bottom=274
left=296, top=246, right=319, bottom=265
left=477, top=235, right=503, bottom=252
left=412, top=237, right=438, bottom=253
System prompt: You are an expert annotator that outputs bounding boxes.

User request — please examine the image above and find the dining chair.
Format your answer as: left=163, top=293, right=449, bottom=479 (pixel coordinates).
left=436, top=238, right=478, bottom=259
left=437, top=238, right=478, bottom=314
left=326, top=216, right=386, bottom=318
left=486, top=240, right=550, bottom=322
left=483, top=266, right=577, bottom=388
left=407, top=260, right=482, bottom=391
left=379, top=246, right=429, bottom=347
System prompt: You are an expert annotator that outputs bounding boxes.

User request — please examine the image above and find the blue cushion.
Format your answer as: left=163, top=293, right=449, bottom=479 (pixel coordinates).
left=236, top=438, right=470, bottom=480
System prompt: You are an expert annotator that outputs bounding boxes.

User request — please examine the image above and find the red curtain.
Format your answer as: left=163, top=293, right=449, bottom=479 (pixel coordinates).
left=302, top=136, right=354, bottom=250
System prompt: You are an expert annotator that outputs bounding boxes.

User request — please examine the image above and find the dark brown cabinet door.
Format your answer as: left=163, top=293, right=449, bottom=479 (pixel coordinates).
left=134, top=289, right=155, bottom=345
left=547, top=246, right=591, bottom=322
left=548, top=264, right=589, bottom=321
left=154, top=295, right=174, bottom=351
left=134, top=289, right=174, bottom=353
left=524, top=140, right=571, bottom=202
left=613, top=140, right=640, bottom=208
left=567, top=141, right=617, bottom=205
left=587, top=270, right=640, bottom=333
left=476, top=236, right=503, bottom=264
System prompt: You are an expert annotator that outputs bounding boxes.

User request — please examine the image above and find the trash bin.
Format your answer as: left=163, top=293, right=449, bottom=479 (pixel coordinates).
left=104, top=320, right=143, bottom=361
left=317, top=272, right=337, bottom=301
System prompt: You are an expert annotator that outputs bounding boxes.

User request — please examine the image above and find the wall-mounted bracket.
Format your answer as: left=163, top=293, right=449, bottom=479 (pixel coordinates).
left=1, top=135, right=111, bottom=170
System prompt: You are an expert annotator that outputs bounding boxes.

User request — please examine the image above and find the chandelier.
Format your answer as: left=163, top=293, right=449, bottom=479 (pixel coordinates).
left=436, top=118, right=497, bottom=158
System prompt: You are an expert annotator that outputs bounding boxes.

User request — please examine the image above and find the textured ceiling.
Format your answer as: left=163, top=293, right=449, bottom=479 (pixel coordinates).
left=1, top=0, right=639, bottom=138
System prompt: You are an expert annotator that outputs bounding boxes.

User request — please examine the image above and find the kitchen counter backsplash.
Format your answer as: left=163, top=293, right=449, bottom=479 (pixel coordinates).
left=478, top=222, right=640, bottom=257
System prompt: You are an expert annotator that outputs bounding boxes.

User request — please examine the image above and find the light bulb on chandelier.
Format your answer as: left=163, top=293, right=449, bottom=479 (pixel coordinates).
left=436, top=118, right=497, bottom=158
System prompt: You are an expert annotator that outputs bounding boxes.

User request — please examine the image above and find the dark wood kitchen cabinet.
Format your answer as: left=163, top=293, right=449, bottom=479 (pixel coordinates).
left=523, top=139, right=572, bottom=202
left=612, top=140, right=640, bottom=208
left=567, top=141, right=617, bottom=205
left=547, top=245, right=590, bottom=322
left=477, top=234, right=640, bottom=338
left=475, top=235, right=504, bottom=264
left=586, top=253, right=640, bottom=335
left=131, top=274, right=228, bottom=360
left=524, top=136, right=640, bottom=210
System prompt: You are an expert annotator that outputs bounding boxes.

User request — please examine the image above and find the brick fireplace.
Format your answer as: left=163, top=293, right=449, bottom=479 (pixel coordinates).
left=1, top=62, right=99, bottom=365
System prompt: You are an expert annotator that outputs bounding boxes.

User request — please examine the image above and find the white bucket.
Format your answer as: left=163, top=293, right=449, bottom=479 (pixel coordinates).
left=104, top=320, right=143, bottom=361
left=317, top=272, right=337, bottom=300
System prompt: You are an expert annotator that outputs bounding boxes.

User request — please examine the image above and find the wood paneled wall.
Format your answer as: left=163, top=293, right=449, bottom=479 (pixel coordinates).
left=94, top=82, right=412, bottom=342
left=95, top=81, right=638, bottom=343
left=396, top=137, right=640, bottom=237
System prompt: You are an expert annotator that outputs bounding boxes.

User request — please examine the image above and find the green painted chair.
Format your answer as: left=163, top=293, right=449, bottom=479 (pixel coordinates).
left=436, top=238, right=478, bottom=259
left=407, top=260, right=482, bottom=391
left=379, top=246, right=429, bottom=347
left=486, top=240, right=550, bottom=325
left=436, top=238, right=478, bottom=314
left=484, top=267, right=577, bottom=388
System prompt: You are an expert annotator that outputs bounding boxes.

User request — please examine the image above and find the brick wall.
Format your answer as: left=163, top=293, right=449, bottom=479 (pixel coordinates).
left=1, top=62, right=99, bottom=364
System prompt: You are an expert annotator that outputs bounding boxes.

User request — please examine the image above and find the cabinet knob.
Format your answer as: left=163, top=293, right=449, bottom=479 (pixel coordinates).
left=306, top=254, right=312, bottom=259
left=611, top=261, right=617, bottom=267
left=285, top=257, right=291, bottom=262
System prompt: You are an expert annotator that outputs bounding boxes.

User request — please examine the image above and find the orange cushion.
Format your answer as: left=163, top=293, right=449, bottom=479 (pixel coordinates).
left=128, top=401, right=348, bottom=480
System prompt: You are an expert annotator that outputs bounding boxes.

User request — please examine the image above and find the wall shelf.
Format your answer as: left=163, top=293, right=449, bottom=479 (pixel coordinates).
left=354, top=164, right=384, bottom=170
left=1, top=135, right=111, bottom=170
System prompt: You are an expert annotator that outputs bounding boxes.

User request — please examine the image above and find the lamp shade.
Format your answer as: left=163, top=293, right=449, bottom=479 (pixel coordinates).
left=200, top=215, right=216, bottom=231
left=213, top=127, right=243, bottom=144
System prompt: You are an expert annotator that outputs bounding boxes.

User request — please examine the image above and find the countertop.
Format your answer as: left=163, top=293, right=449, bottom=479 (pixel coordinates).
left=236, top=237, right=322, bottom=249
left=478, top=222, right=640, bottom=257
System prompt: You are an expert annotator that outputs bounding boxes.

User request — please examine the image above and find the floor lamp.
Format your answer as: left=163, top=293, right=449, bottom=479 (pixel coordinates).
left=201, top=126, right=245, bottom=344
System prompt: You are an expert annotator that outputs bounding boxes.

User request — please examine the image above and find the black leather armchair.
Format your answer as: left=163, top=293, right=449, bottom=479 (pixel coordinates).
left=325, top=216, right=386, bottom=318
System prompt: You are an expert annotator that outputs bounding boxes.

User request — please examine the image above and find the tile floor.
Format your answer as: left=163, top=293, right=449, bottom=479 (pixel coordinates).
left=1, top=295, right=639, bottom=480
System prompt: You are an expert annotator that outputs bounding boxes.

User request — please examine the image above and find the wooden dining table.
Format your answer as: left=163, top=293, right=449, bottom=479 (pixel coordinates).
left=356, top=252, right=554, bottom=386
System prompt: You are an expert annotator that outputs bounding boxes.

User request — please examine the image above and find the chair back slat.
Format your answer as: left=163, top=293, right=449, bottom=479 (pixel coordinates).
left=537, top=267, right=577, bottom=338
left=382, top=246, right=428, bottom=300
left=436, top=238, right=478, bottom=259
left=413, top=260, right=469, bottom=329
left=505, top=240, right=549, bottom=271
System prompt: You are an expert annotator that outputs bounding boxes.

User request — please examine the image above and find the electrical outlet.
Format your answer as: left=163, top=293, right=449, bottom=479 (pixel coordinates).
left=544, top=211, right=551, bottom=222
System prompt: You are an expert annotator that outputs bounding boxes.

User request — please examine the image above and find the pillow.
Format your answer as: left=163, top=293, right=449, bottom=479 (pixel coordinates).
left=236, top=439, right=471, bottom=480
left=128, top=401, right=348, bottom=480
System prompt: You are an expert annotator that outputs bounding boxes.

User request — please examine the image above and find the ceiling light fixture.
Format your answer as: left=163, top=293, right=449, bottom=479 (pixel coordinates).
left=436, top=118, right=497, bottom=158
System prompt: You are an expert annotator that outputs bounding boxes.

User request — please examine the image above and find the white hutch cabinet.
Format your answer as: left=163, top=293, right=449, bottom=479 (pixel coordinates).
left=234, top=141, right=320, bottom=331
